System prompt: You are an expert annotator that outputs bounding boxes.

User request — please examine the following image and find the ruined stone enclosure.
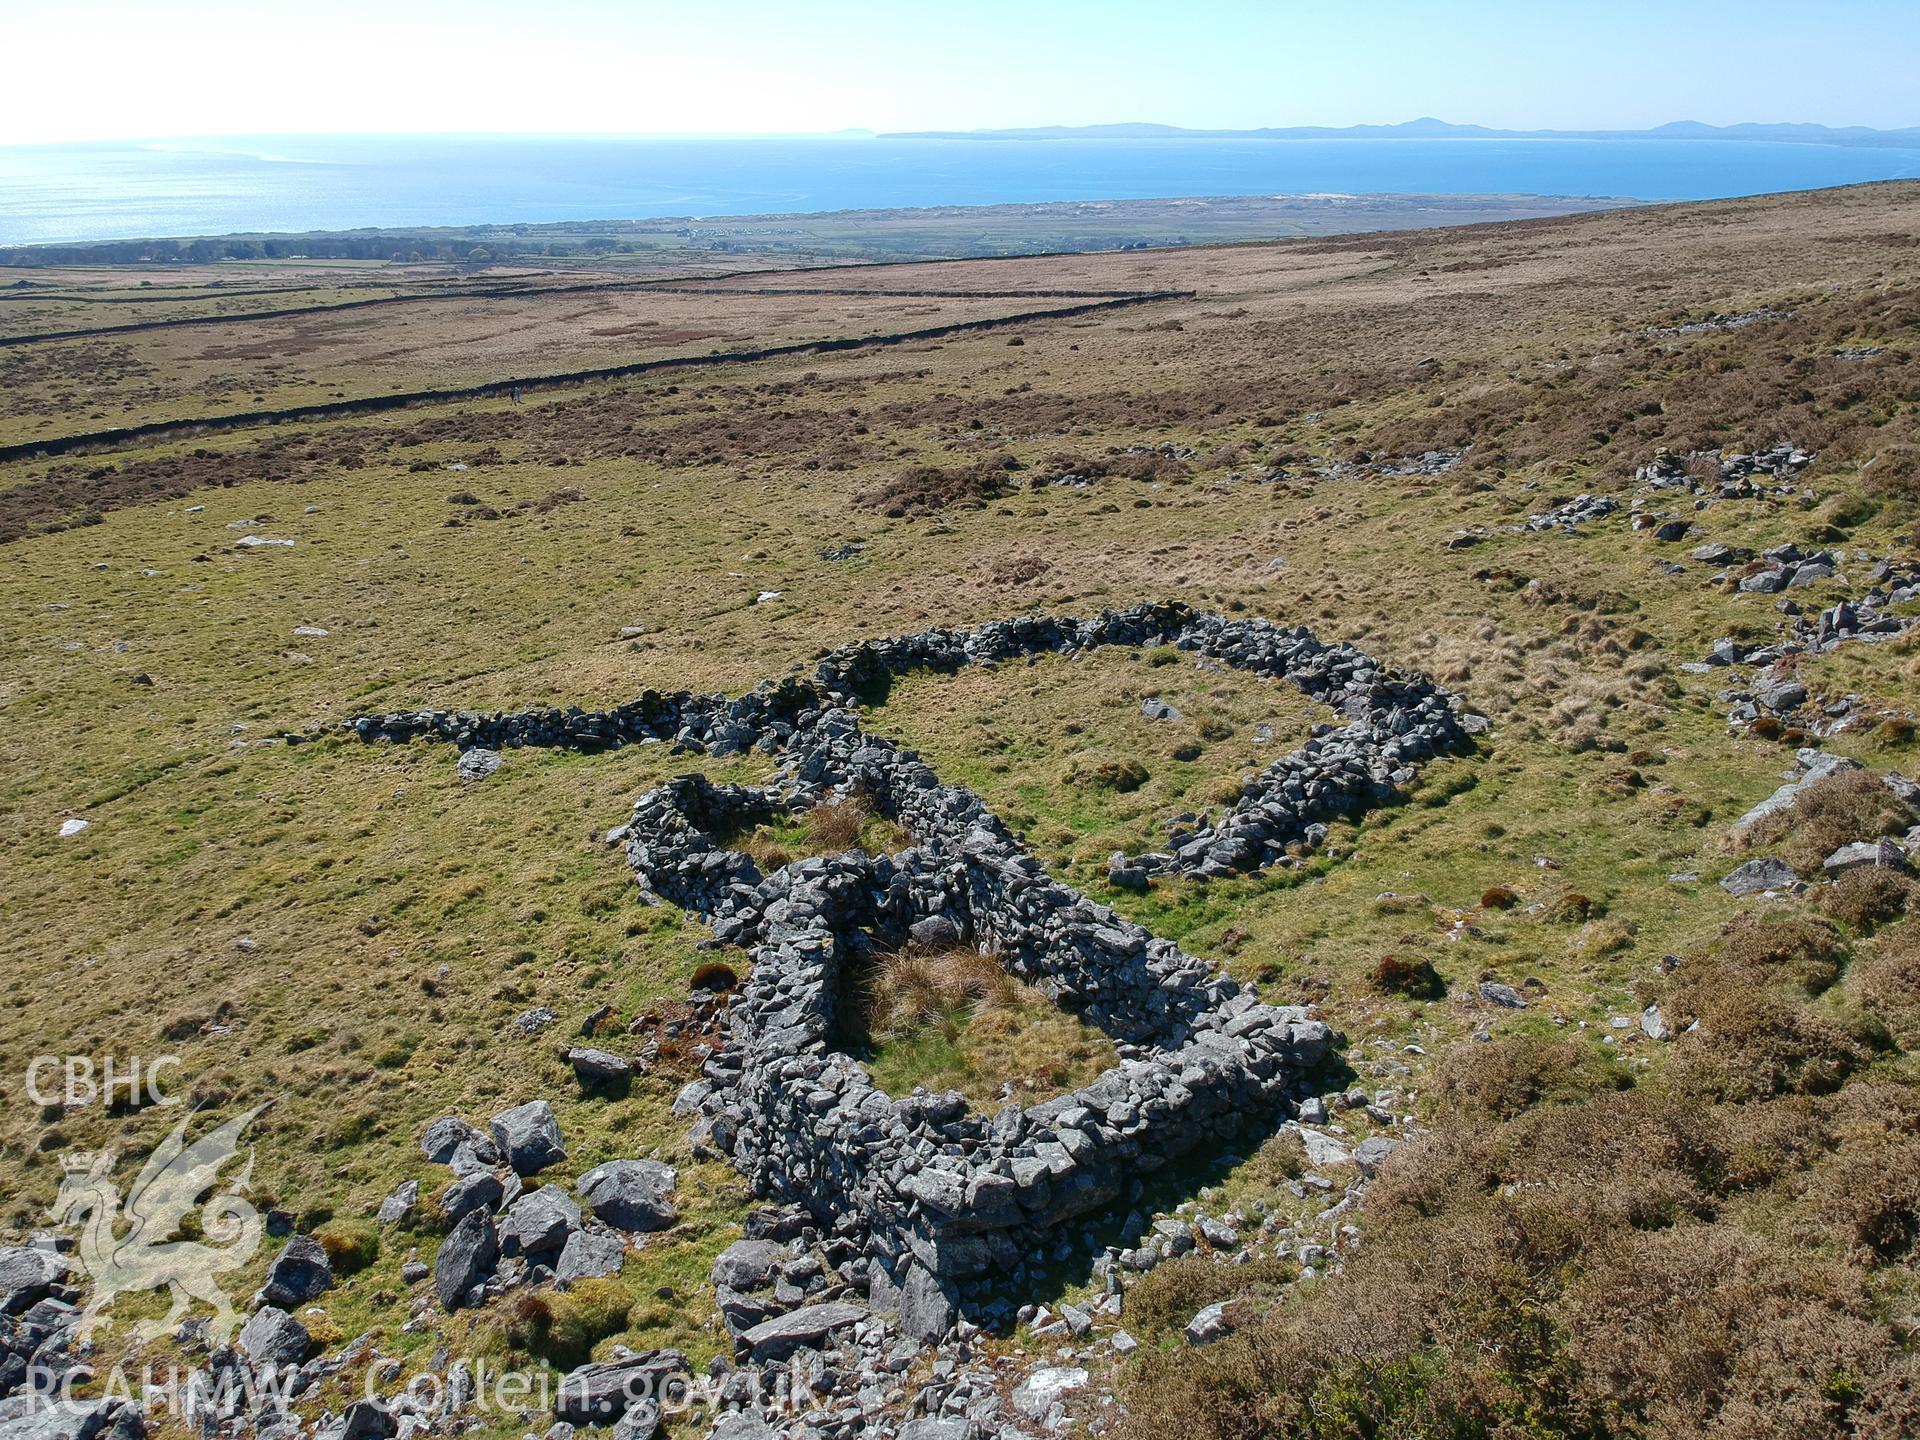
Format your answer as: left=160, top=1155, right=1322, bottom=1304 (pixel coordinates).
left=342, top=603, right=1478, bottom=1335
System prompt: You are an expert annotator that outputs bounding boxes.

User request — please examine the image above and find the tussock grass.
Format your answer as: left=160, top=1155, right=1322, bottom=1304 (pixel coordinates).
left=861, top=943, right=1116, bottom=1104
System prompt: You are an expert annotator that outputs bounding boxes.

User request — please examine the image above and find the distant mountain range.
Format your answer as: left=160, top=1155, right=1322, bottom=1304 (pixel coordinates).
left=883, top=117, right=1920, bottom=148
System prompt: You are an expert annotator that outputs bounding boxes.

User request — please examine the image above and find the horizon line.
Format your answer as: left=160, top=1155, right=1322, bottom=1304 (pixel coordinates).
left=6, top=116, right=1920, bottom=150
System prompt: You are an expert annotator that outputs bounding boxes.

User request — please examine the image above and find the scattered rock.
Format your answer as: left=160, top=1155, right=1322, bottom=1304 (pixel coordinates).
left=457, top=748, right=503, bottom=782
left=578, top=1160, right=678, bottom=1233
left=490, top=1100, right=567, bottom=1175
left=260, top=1234, right=332, bottom=1310
left=566, top=1047, right=635, bottom=1084
left=1722, top=857, right=1801, bottom=895
left=434, top=1208, right=498, bottom=1310
left=236, top=1306, right=312, bottom=1368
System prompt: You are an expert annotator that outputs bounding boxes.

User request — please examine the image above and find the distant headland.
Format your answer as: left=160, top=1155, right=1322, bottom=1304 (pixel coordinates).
left=882, top=117, right=1920, bottom=147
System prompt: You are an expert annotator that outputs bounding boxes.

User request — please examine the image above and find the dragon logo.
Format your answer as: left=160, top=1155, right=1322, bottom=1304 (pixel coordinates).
left=50, top=1105, right=267, bottom=1344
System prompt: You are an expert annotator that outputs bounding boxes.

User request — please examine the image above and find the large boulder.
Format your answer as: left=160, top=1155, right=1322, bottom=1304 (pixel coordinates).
left=489, top=1101, right=567, bottom=1176
left=709, top=1239, right=784, bottom=1293
left=555, top=1230, right=626, bottom=1287
left=1722, top=857, right=1800, bottom=895
left=438, top=1171, right=505, bottom=1226
left=551, top=1351, right=688, bottom=1425
left=0, top=1249, right=62, bottom=1315
left=577, top=1161, right=677, bottom=1233
left=420, top=1116, right=489, bottom=1166
left=566, top=1048, right=634, bottom=1084
left=433, top=1208, right=498, bottom=1311
left=738, top=1302, right=868, bottom=1362
left=260, top=1235, right=332, bottom=1310
left=896, top=1264, right=955, bottom=1344
left=236, top=1307, right=312, bottom=1368
left=1824, top=839, right=1910, bottom=875
left=498, top=1185, right=582, bottom=1259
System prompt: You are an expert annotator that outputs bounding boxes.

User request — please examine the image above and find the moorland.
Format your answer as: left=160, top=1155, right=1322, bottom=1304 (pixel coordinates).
left=2, top=179, right=1918, bottom=1440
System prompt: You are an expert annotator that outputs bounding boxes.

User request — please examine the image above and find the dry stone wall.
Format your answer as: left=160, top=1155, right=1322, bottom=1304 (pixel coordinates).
left=340, top=603, right=1478, bottom=1336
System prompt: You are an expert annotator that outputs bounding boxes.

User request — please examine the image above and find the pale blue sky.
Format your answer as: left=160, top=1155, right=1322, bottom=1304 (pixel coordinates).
left=3, top=0, right=1915, bottom=145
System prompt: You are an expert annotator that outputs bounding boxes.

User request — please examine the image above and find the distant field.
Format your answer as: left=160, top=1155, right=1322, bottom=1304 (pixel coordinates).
left=0, top=285, right=1123, bottom=446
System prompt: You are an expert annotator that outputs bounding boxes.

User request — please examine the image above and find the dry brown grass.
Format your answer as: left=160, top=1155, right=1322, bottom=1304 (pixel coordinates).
left=803, top=796, right=873, bottom=852
left=865, top=943, right=1017, bottom=1035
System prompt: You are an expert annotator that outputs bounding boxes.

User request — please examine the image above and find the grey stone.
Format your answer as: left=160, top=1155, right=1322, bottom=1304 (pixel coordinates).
left=1354, top=1135, right=1399, bottom=1175
left=1140, top=698, right=1182, bottom=721
left=1185, top=1301, right=1239, bottom=1346
left=552, top=1351, right=688, bottom=1425
left=897, top=1422, right=969, bottom=1440
left=0, top=1401, right=143, bottom=1440
left=555, top=1230, right=626, bottom=1286
left=490, top=1100, right=567, bottom=1175
left=376, top=1180, right=418, bottom=1226
left=897, top=1264, right=955, bottom=1344
left=336, top=1400, right=394, bottom=1440
left=237, top=1307, right=311, bottom=1368
left=1824, top=839, right=1910, bottom=874
left=420, top=1115, right=488, bottom=1166
left=578, top=1160, right=678, bottom=1233
left=434, top=1208, right=498, bottom=1310
left=610, top=1400, right=662, bottom=1440
left=0, top=1248, right=62, bottom=1314
left=260, top=1235, right=332, bottom=1310
left=567, top=1047, right=635, bottom=1084
left=499, top=1184, right=583, bottom=1258
left=1722, top=857, right=1800, bottom=895
left=1477, top=981, right=1528, bottom=1009
left=710, top=1240, right=784, bottom=1294
left=438, top=1171, right=505, bottom=1225
left=456, top=748, right=503, bottom=782
left=1751, top=672, right=1808, bottom=712
left=739, top=1302, right=869, bottom=1361
left=1011, top=1366, right=1087, bottom=1420
left=908, top=915, right=963, bottom=949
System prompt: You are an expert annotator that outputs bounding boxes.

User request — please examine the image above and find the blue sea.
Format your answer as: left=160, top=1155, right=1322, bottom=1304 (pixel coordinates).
left=2, top=134, right=1918, bottom=246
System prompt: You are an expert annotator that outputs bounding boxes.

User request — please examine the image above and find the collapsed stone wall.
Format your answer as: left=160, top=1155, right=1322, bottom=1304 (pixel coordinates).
left=339, top=603, right=1479, bottom=1335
